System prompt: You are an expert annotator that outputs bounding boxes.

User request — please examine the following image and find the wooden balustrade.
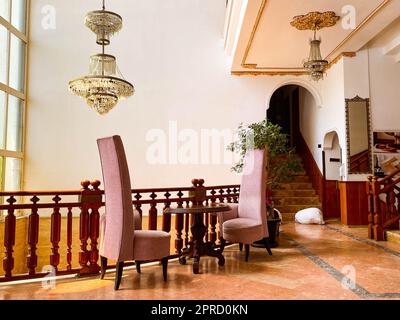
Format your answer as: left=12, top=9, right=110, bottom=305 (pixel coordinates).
left=367, top=169, right=400, bottom=241
left=0, top=179, right=240, bottom=282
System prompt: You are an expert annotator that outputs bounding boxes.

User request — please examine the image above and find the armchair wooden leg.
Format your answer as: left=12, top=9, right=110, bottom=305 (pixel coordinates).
left=114, top=261, right=124, bottom=291
left=245, top=244, right=250, bottom=262
left=263, top=238, right=273, bottom=256
left=219, top=237, right=226, bottom=254
left=100, top=256, right=107, bottom=280
left=135, top=261, right=141, bottom=274
left=161, top=257, right=168, bottom=282
left=239, top=243, right=243, bottom=251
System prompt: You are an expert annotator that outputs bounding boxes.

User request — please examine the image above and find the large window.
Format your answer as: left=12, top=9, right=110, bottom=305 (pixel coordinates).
left=0, top=0, right=28, bottom=192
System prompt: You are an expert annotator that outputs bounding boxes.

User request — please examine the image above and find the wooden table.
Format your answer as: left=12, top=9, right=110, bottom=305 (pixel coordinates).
left=164, top=203, right=231, bottom=274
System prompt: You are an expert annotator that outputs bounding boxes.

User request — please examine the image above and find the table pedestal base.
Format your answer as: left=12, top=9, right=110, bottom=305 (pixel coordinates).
left=179, top=213, right=225, bottom=274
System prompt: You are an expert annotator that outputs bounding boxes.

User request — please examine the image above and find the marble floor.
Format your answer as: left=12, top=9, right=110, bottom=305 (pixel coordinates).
left=1, top=222, right=400, bottom=300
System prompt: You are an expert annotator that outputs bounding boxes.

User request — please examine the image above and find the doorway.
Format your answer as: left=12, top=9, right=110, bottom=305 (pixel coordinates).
left=267, top=85, right=300, bottom=149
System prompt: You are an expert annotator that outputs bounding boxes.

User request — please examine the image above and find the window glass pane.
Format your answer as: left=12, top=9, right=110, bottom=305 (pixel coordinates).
left=0, top=0, right=10, bottom=21
left=4, top=157, right=21, bottom=191
left=11, top=0, right=26, bottom=33
left=0, top=90, right=6, bottom=148
left=0, top=24, right=8, bottom=85
left=9, top=33, right=25, bottom=91
left=6, top=95, right=23, bottom=152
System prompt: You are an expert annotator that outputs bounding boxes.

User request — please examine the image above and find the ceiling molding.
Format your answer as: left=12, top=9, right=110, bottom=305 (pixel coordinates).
left=327, top=52, right=357, bottom=70
left=231, top=71, right=307, bottom=76
left=232, top=51, right=356, bottom=76
left=240, top=0, right=390, bottom=71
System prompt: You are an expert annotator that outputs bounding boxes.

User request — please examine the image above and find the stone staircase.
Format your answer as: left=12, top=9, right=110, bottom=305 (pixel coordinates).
left=272, top=171, right=322, bottom=222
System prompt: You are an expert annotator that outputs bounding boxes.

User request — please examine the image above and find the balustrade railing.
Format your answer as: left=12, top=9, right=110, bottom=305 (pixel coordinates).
left=0, top=179, right=239, bottom=282
left=367, top=169, right=400, bottom=241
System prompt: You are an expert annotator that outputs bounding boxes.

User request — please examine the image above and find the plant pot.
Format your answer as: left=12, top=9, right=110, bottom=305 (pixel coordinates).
left=252, top=218, right=281, bottom=248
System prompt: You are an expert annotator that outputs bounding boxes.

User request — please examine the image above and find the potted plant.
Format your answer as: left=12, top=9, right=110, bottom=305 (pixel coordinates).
left=227, top=119, right=302, bottom=247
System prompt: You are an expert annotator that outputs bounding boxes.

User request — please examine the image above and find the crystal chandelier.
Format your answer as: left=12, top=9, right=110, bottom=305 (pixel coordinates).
left=69, top=0, right=134, bottom=115
left=291, top=11, right=340, bottom=82
left=303, top=29, right=328, bottom=81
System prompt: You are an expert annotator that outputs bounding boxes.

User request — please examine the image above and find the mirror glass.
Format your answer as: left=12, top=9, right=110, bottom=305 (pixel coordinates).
left=345, top=96, right=372, bottom=174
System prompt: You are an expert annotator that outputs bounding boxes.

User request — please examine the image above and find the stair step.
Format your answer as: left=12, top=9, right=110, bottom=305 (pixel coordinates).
left=281, top=212, right=297, bottom=222
left=291, top=176, right=311, bottom=183
left=275, top=204, right=322, bottom=213
left=272, top=190, right=316, bottom=197
left=386, top=230, right=400, bottom=244
left=274, top=197, right=320, bottom=206
left=279, top=182, right=313, bottom=190
left=293, top=171, right=307, bottom=176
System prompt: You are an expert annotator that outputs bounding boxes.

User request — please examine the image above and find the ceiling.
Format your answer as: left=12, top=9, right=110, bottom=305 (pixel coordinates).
left=228, top=0, right=400, bottom=75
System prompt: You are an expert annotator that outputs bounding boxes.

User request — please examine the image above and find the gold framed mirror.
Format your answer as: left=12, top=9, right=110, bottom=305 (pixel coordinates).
left=345, top=96, right=372, bottom=174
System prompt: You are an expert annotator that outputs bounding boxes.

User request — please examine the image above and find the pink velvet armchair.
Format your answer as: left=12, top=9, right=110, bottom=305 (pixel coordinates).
left=97, top=135, right=171, bottom=290
left=219, top=149, right=272, bottom=261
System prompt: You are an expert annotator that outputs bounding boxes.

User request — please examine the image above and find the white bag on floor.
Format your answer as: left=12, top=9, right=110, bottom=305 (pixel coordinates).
left=295, top=208, right=325, bottom=225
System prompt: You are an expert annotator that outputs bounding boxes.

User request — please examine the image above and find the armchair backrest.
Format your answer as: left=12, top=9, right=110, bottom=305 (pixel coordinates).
left=238, top=148, right=268, bottom=237
left=97, top=135, right=134, bottom=261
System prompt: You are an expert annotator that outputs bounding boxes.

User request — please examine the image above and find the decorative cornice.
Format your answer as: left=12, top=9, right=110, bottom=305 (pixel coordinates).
left=290, top=11, right=340, bottom=31
left=231, top=71, right=307, bottom=76
left=326, top=52, right=356, bottom=70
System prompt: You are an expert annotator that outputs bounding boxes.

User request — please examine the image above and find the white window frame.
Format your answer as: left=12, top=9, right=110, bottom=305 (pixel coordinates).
left=0, top=0, right=30, bottom=193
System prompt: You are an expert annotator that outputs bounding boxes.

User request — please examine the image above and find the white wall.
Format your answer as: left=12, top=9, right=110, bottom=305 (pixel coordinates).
left=25, top=0, right=304, bottom=190
left=28, top=0, right=395, bottom=190
left=299, top=60, right=346, bottom=176
left=368, top=18, right=400, bottom=131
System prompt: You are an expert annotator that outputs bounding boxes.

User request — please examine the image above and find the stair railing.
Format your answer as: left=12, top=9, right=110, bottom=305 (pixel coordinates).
left=367, top=169, right=400, bottom=241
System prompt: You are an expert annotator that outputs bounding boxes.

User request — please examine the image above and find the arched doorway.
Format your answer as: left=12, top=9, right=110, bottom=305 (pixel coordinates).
left=322, top=131, right=342, bottom=180
left=267, top=85, right=300, bottom=148
left=266, top=84, right=319, bottom=152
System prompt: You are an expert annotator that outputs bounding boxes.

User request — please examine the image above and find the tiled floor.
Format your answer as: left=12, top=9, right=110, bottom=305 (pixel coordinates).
left=1, top=222, right=400, bottom=300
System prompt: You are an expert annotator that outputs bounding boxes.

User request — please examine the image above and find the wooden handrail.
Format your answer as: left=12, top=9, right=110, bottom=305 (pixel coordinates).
left=0, top=179, right=240, bottom=282
left=377, top=167, right=400, bottom=185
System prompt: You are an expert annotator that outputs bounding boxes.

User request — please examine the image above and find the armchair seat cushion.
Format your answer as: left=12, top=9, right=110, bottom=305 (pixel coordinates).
left=222, top=218, right=263, bottom=244
left=133, top=230, right=171, bottom=261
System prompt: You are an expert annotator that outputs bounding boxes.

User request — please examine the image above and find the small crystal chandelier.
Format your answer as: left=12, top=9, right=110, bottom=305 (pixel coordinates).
left=303, top=29, right=328, bottom=81
left=69, top=0, right=134, bottom=115
left=291, top=11, right=340, bottom=82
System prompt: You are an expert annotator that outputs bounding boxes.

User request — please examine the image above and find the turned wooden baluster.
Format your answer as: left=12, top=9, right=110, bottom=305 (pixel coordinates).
left=148, top=192, right=158, bottom=230
left=88, top=180, right=102, bottom=273
left=50, top=195, right=62, bottom=271
left=162, top=191, right=171, bottom=232
left=175, top=190, right=184, bottom=254
left=226, top=188, right=232, bottom=203
left=66, top=207, right=73, bottom=271
left=3, top=196, right=16, bottom=278
left=210, top=189, right=217, bottom=204
left=367, top=177, right=375, bottom=240
left=218, top=189, right=224, bottom=203
left=205, top=212, right=210, bottom=242
left=233, top=187, right=239, bottom=203
left=79, top=180, right=91, bottom=274
left=372, top=177, right=384, bottom=241
left=210, top=213, right=218, bottom=246
left=134, top=192, right=143, bottom=219
left=185, top=200, right=191, bottom=246
left=27, top=195, right=40, bottom=275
